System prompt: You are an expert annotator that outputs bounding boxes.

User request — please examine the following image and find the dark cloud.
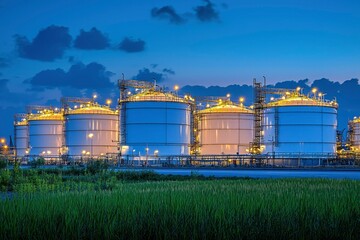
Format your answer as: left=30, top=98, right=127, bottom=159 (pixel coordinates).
left=59, top=87, right=117, bottom=106
left=194, top=0, right=219, bottom=22
left=30, top=68, right=67, bottom=89
left=0, top=79, right=38, bottom=104
left=163, top=68, right=175, bottom=75
left=151, top=6, right=186, bottom=24
left=273, top=79, right=310, bottom=90
left=0, top=79, right=52, bottom=138
left=118, top=37, right=145, bottom=53
left=0, top=57, right=10, bottom=68
left=68, top=56, right=75, bottom=63
left=66, top=62, right=114, bottom=89
left=74, top=27, right=110, bottom=50
left=45, top=98, right=61, bottom=107
left=0, top=106, right=24, bottom=139
left=133, top=68, right=165, bottom=82
left=151, top=64, right=158, bottom=69
left=14, top=25, right=72, bottom=61
left=0, top=79, right=9, bottom=91
left=181, top=84, right=252, bottom=101
left=29, top=62, right=115, bottom=90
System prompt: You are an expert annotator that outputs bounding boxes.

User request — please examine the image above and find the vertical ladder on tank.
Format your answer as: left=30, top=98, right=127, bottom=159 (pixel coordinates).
left=119, top=78, right=127, bottom=145
left=61, top=100, right=69, bottom=160
left=13, top=123, right=17, bottom=160
left=252, top=78, right=265, bottom=155
left=190, top=102, right=199, bottom=155
left=274, top=107, right=279, bottom=146
left=347, top=121, right=354, bottom=149
left=119, top=101, right=126, bottom=145
left=61, top=118, right=66, bottom=159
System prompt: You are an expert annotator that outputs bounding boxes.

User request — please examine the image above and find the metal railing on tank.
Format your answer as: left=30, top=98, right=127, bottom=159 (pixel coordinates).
left=258, top=152, right=338, bottom=167
left=121, top=94, right=193, bottom=104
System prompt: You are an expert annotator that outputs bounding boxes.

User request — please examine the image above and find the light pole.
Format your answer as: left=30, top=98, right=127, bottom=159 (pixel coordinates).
left=311, top=88, right=317, bottom=98
left=132, top=149, right=135, bottom=165
left=145, top=147, right=149, bottom=166
left=106, top=99, right=112, bottom=107
left=174, top=85, right=179, bottom=95
left=88, top=133, right=94, bottom=159
left=0, top=138, right=5, bottom=155
left=239, top=97, right=244, bottom=107
left=154, top=150, right=159, bottom=164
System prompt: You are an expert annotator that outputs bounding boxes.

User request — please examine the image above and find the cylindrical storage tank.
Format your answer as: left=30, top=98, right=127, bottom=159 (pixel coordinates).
left=263, top=94, right=338, bottom=158
left=28, top=111, right=64, bottom=157
left=197, top=101, right=254, bottom=155
left=120, top=89, right=192, bottom=156
left=14, top=118, right=29, bottom=157
left=65, top=105, right=119, bottom=157
left=349, top=117, right=360, bottom=151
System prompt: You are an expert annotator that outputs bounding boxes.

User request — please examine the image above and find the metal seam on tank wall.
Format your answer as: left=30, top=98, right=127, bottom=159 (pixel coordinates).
left=126, top=123, right=190, bottom=126
left=262, top=124, right=336, bottom=127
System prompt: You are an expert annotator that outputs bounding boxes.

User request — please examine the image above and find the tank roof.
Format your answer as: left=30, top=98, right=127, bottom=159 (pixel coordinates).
left=28, top=112, right=64, bottom=121
left=66, top=105, right=117, bottom=115
left=267, top=94, right=338, bottom=108
left=14, top=119, right=28, bottom=126
left=351, top=117, right=360, bottom=123
left=198, top=100, right=253, bottom=114
left=123, top=89, right=193, bottom=103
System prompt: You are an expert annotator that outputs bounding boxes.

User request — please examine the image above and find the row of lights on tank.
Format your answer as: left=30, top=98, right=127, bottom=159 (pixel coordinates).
left=224, top=94, right=246, bottom=104
left=126, top=88, right=142, bottom=96
left=128, top=148, right=159, bottom=157
left=31, top=94, right=113, bottom=114
left=35, top=108, right=61, bottom=114
left=267, top=87, right=325, bottom=101
left=200, top=94, right=246, bottom=108
left=126, top=84, right=180, bottom=95
left=71, top=95, right=112, bottom=109
left=40, top=150, right=52, bottom=155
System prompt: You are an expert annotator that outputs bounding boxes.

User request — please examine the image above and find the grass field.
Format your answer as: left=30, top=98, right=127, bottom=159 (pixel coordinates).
left=0, top=168, right=360, bottom=239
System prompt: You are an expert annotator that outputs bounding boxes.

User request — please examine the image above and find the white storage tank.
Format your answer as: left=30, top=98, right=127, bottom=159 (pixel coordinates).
left=197, top=100, right=254, bottom=155
left=262, top=92, right=338, bottom=157
left=28, top=110, right=64, bottom=157
left=119, top=88, right=193, bottom=156
left=14, top=117, right=29, bottom=157
left=348, top=117, right=360, bottom=151
left=65, top=104, right=119, bottom=157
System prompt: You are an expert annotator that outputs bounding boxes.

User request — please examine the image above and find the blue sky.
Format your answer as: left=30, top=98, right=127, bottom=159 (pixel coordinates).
left=1, top=0, right=360, bottom=138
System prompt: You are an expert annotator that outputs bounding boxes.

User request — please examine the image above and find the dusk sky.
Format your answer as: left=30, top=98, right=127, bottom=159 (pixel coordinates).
left=1, top=0, right=360, bottom=139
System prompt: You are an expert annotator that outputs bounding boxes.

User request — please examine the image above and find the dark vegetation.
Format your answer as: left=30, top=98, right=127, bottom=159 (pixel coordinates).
left=0, top=161, right=359, bottom=239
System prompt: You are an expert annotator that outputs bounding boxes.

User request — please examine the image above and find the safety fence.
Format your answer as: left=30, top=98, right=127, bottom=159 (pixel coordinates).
left=1, top=152, right=360, bottom=167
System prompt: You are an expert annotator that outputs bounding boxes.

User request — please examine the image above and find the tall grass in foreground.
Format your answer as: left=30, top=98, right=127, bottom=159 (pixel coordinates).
left=1, top=179, right=360, bottom=239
